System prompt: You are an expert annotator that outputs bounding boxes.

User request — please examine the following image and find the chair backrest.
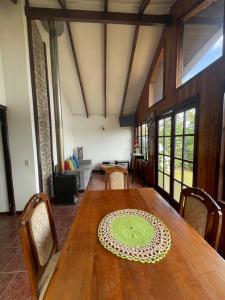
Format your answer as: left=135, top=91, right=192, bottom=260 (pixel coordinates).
left=19, top=193, right=58, bottom=299
left=179, top=187, right=222, bottom=250
left=105, top=166, right=129, bottom=190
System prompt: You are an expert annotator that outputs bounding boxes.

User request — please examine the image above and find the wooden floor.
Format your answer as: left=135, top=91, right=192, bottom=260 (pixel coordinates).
left=0, top=173, right=144, bottom=299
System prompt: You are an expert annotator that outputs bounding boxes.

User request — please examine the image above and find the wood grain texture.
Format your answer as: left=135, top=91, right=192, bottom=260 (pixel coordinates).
left=44, top=188, right=225, bottom=300
left=25, top=7, right=172, bottom=25
left=135, top=0, right=225, bottom=200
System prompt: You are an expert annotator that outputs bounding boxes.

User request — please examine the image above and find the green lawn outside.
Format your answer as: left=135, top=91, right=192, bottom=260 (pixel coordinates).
left=158, top=169, right=193, bottom=202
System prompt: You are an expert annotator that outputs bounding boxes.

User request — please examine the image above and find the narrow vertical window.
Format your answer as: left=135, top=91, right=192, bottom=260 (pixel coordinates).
left=173, top=108, right=196, bottom=201
left=149, top=47, right=165, bottom=107
left=157, top=116, right=172, bottom=194
left=142, top=123, right=149, bottom=161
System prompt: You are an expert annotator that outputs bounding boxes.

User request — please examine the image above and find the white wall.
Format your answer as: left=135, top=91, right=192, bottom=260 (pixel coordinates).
left=0, top=46, right=6, bottom=106
left=0, top=0, right=39, bottom=211
left=62, top=94, right=74, bottom=159
left=73, top=115, right=132, bottom=169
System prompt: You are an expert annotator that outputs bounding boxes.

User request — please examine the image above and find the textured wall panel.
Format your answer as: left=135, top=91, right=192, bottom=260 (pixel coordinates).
left=32, top=21, right=53, bottom=196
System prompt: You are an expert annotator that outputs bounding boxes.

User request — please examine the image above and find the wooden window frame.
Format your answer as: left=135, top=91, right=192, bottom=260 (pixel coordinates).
left=155, top=97, right=199, bottom=210
left=148, top=46, right=165, bottom=108
left=176, top=0, right=225, bottom=88
left=141, top=123, right=149, bottom=162
left=135, top=122, right=149, bottom=162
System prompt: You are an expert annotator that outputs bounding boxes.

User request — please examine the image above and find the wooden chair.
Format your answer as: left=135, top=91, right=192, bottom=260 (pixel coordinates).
left=19, top=193, right=60, bottom=300
left=179, top=187, right=222, bottom=250
left=105, top=166, right=130, bottom=190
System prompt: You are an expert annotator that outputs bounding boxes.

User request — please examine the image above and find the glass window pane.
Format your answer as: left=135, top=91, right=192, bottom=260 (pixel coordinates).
left=174, top=181, right=182, bottom=202
left=158, top=119, right=164, bottom=136
left=142, top=136, right=146, bottom=149
left=183, top=162, right=193, bottom=186
left=164, top=137, right=171, bottom=156
left=175, top=112, right=184, bottom=135
left=158, top=137, right=164, bottom=154
left=138, top=137, right=141, bottom=150
left=151, top=48, right=164, bottom=104
left=164, top=156, right=171, bottom=175
left=175, top=137, right=183, bottom=158
left=164, top=175, right=170, bottom=194
left=182, top=0, right=224, bottom=84
left=145, top=152, right=148, bottom=161
left=185, top=109, right=195, bottom=134
left=138, top=126, right=141, bottom=136
left=142, top=124, right=145, bottom=136
left=165, top=117, right=171, bottom=136
left=158, top=155, right=164, bottom=172
left=174, top=159, right=182, bottom=182
left=184, top=136, right=194, bottom=161
left=158, top=172, right=163, bottom=188
left=145, top=124, right=148, bottom=135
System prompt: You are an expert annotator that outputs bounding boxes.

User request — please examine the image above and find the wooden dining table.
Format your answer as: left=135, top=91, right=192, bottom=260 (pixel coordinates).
left=44, top=188, right=225, bottom=300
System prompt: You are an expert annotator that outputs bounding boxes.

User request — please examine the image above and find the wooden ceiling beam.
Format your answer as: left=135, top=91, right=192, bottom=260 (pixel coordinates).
left=104, top=0, right=108, bottom=118
left=58, top=0, right=89, bottom=117
left=120, top=26, right=139, bottom=116
left=120, top=0, right=152, bottom=116
left=25, top=7, right=172, bottom=26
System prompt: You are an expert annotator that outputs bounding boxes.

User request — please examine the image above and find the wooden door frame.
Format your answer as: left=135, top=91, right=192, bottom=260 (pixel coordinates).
left=0, top=104, right=16, bottom=215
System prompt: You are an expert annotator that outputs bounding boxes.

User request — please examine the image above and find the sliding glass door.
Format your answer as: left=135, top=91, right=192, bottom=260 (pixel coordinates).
left=173, top=108, right=196, bottom=201
left=156, top=104, right=197, bottom=204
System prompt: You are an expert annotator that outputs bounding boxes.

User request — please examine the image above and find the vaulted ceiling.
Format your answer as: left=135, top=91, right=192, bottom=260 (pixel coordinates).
left=29, top=0, right=177, bottom=116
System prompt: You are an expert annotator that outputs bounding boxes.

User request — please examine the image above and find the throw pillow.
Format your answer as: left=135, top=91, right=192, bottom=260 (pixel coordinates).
left=68, top=159, right=75, bottom=171
left=73, top=154, right=80, bottom=168
left=64, top=160, right=70, bottom=171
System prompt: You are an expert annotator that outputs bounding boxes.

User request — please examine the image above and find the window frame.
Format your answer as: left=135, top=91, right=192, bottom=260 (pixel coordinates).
left=176, top=0, right=225, bottom=88
left=135, top=122, right=149, bottom=162
left=155, top=97, right=199, bottom=209
left=141, top=123, right=149, bottom=161
left=148, top=46, right=165, bottom=108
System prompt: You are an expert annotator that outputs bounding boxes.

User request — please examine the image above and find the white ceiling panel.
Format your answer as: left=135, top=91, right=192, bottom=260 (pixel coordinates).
left=108, top=0, right=142, bottom=13
left=29, top=0, right=60, bottom=8
left=124, top=25, right=163, bottom=115
left=69, top=22, right=104, bottom=115
left=30, top=0, right=177, bottom=117
left=58, top=31, right=85, bottom=114
left=66, top=0, right=104, bottom=11
left=107, top=24, right=135, bottom=115
left=145, top=0, right=177, bottom=14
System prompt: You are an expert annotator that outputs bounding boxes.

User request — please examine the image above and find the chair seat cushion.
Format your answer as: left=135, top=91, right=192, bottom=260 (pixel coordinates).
left=31, top=202, right=54, bottom=266
left=38, top=251, right=60, bottom=300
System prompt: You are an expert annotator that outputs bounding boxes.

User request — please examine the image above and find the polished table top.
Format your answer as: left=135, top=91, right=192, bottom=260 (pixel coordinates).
left=44, top=188, right=225, bottom=300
